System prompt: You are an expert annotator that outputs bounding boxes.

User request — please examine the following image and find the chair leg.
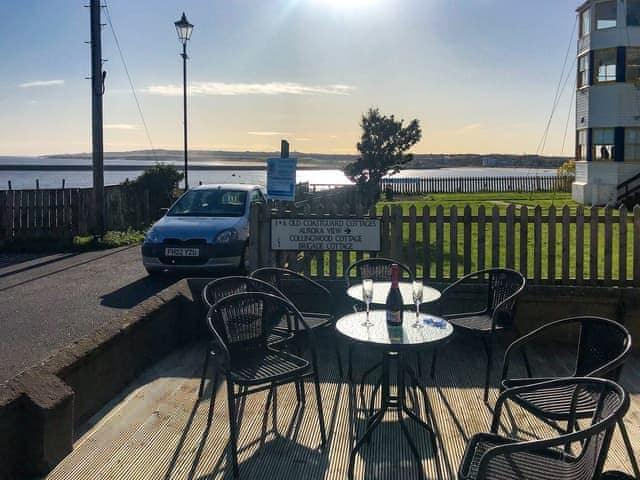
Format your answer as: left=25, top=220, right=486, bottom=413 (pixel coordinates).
left=347, top=343, right=354, bottom=382
left=481, top=337, right=492, bottom=404
left=226, top=381, right=240, bottom=478
left=198, top=349, right=210, bottom=399
left=312, top=372, right=328, bottom=448
left=430, top=350, right=437, bottom=379
left=415, top=351, right=422, bottom=377
left=514, top=327, right=533, bottom=378
left=617, top=418, right=640, bottom=479
left=206, top=371, right=220, bottom=427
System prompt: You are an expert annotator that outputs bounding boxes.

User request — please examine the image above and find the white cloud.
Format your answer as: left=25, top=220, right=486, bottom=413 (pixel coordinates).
left=247, top=131, right=290, bottom=136
left=144, top=81, right=355, bottom=96
left=457, top=123, right=483, bottom=133
left=104, top=124, right=141, bottom=130
left=19, top=79, right=65, bottom=88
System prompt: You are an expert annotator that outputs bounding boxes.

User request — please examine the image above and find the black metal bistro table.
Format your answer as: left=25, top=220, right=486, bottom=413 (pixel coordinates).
left=336, top=310, right=453, bottom=479
left=346, top=281, right=441, bottom=308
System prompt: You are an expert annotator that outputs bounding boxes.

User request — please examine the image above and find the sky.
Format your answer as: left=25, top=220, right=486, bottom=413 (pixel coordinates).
left=0, top=0, right=580, bottom=157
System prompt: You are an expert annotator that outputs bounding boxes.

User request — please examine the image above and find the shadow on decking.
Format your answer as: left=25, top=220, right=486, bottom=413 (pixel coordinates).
left=46, top=331, right=640, bottom=480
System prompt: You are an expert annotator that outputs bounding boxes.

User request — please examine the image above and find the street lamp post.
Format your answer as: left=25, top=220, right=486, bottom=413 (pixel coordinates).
left=174, top=12, right=193, bottom=191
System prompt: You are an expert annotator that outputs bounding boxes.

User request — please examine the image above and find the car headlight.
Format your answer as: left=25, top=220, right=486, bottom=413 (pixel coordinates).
left=145, top=229, right=159, bottom=243
left=215, top=229, right=238, bottom=244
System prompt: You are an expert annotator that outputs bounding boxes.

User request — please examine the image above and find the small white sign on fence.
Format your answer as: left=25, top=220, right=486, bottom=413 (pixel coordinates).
left=271, top=218, right=381, bottom=251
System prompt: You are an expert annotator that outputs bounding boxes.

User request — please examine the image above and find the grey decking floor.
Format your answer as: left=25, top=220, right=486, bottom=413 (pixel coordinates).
left=46, top=336, right=640, bottom=479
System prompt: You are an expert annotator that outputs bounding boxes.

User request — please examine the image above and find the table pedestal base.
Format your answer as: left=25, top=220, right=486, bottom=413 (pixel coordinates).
left=348, top=352, right=439, bottom=480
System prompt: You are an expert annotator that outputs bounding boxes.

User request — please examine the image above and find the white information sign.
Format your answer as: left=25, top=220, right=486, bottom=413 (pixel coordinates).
left=271, top=218, right=381, bottom=252
left=266, top=157, right=297, bottom=201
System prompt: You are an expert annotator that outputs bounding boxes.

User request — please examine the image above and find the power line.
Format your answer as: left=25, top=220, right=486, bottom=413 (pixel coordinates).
left=540, top=57, right=577, bottom=154
left=536, top=16, right=578, bottom=155
left=561, top=82, right=576, bottom=154
left=103, top=0, right=158, bottom=161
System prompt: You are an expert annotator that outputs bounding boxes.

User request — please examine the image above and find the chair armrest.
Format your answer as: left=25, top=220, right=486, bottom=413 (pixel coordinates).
left=492, top=377, right=602, bottom=434
left=458, top=433, right=518, bottom=480
left=500, top=317, right=581, bottom=385
left=475, top=437, right=578, bottom=480
left=207, top=321, right=231, bottom=367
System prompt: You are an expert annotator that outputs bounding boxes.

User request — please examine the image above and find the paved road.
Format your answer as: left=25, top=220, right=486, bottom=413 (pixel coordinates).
left=0, top=246, right=179, bottom=383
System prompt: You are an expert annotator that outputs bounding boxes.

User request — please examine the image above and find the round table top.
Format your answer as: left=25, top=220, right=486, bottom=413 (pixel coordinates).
left=335, top=310, right=453, bottom=350
left=347, top=281, right=441, bottom=306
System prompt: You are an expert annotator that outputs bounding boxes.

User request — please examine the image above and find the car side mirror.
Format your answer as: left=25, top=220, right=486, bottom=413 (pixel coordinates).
left=160, top=207, right=169, bottom=214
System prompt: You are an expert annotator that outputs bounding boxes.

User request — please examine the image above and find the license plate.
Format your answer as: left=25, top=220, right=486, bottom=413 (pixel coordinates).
left=164, top=247, right=200, bottom=257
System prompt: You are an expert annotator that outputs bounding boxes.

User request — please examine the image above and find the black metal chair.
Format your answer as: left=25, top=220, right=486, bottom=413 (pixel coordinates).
left=251, top=267, right=343, bottom=377
left=199, top=276, right=295, bottom=399
left=344, top=257, right=414, bottom=287
left=459, top=377, right=629, bottom=480
left=204, top=292, right=327, bottom=478
left=433, top=268, right=527, bottom=403
left=500, top=316, right=639, bottom=478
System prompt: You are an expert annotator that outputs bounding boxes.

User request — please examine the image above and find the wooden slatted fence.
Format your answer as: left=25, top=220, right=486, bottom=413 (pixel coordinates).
left=0, top=185, right=153, bottom=243
left=251, top=202, right=640, bottom=286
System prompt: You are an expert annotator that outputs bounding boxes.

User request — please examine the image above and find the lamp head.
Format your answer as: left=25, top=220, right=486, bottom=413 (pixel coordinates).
left=174, top=12, right=193, bottom=44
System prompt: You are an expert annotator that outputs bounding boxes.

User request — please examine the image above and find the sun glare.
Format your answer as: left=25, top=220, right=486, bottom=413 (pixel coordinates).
left=312, top=0, right=381, bottom=10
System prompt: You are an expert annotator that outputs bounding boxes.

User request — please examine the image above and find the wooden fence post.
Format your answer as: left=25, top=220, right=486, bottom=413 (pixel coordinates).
left=390, top=205, right=403, bottom=263
left=249, top=202, right=261, bottom=271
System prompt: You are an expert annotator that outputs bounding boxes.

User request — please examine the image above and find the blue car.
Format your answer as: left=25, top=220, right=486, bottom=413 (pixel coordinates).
left=141, top=184, right=265, bottom=275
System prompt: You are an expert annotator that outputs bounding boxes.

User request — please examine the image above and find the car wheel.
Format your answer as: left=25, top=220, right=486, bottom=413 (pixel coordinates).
left=239, top=243, right=250, bottom=274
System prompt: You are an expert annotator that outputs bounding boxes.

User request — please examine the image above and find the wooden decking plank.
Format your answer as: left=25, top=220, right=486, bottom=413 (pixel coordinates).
left=46, top=341, right=640, bottom=480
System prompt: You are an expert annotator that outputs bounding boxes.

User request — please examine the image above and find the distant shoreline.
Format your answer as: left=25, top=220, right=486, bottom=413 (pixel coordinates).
left=0, top=164, right=335, bottom=172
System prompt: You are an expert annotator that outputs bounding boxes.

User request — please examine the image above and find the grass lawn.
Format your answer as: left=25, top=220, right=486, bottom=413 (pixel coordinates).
left=377, top=192, right=585, bottom=215
left=304, top=192, right=633, bottom=283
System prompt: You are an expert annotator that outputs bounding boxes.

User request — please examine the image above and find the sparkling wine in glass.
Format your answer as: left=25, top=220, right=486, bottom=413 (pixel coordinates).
left=412, top=280, right=423, bottom=327
left=362, top=279, right=374, bottom=326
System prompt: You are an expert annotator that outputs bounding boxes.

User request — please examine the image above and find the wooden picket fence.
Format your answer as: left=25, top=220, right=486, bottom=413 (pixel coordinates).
left=380, top=175, right=573, bottom=195
left=0, top=185, right=153, bottom=243
left=250, top=202, right=640, bottom=287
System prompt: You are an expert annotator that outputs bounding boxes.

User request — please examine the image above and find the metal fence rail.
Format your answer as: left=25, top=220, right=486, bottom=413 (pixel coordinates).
left=380, top=175, right=573, bottom=195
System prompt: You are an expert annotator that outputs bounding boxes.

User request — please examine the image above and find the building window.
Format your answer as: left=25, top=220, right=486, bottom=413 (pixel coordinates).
left=594, top=49, right=617, bottom=83
left=580, top=8, right=591, bottom=37
left=596, top=1, right=617, bottom=29
left=578, top=53, right=590, bottom=88
left=628, top=0, right=640, bottom=26
left=577, top=130, right=587, bottom=161
left=628, top=48, right=640, bottom=82
left=593, top=128, right=615, bottom=161
left=625, top=128, right=640, bottom=161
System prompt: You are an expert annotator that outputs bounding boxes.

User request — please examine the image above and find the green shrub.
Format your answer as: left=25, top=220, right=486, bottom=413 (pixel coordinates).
left=121, top=164, right=184, bottom=220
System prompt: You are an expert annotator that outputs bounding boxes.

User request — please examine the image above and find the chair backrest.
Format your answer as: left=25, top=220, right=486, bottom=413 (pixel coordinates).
left=202, top=276, right=284, bottom=308
left=571, top=317, right=631, bottom=379
left=485, top=269, right=525, bottom=324
left=251, top=267, right=329, bottom=314
left=482, top=378, right=627, bottom=480
left=207, top=292, right=302, bottom=355
left=344, top=258, right=414, bottom=286
left=572, top=379, right=628, bottom=479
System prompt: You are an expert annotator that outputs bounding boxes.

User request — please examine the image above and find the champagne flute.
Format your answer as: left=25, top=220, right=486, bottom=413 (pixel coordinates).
left=412, top=280, right=423, bottom=328
left=362, top=279, right=374, bottom=326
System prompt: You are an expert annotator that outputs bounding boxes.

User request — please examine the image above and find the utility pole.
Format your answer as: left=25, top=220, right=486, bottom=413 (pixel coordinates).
left=90, top=0, right=105, bottom=235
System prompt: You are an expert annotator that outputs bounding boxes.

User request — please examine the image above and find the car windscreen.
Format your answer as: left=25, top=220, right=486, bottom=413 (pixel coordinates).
left=167, top=190, right=247, bottom=217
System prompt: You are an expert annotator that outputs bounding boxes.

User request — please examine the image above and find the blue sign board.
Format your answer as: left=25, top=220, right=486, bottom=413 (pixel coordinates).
left=266, top=158, right=297, bottom=201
